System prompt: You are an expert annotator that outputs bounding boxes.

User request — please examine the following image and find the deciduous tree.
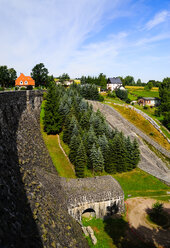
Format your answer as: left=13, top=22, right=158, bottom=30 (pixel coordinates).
left=31, top=63, right=49, bottom=87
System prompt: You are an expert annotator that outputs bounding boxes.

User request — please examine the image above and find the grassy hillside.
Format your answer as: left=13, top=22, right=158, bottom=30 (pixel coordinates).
left=125, top=86, right=159, bottom=101
left=112, top=104, right=170, bottom=150
left=40, top=101, right=76, bottom=178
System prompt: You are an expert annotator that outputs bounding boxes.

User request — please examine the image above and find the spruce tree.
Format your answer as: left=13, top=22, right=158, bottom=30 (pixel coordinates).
left=58, top=101, right=70, bottom=123
left=106, top=134, right=127, bottom=173
left=90, top=144, right=104, bottom=173
left=114, top=135, right=127, bottom=172
left=75, top=141, right=87, bottom=178
left=105, top=139, right=117, bottom=173
left=63, top=115, right=77, bottom=144
left=98, top=134, right=109, bottom=167
left=85, top=126, right=98, bottom=167
left=63, top=114, right=72, bottom=143
left=43, top=82, right=62, bottom=134
left=80, top=112, right=90, bottom=130
left=69, top=135, right=81, bottom=164
left=72, top=123, right=79, bottom=137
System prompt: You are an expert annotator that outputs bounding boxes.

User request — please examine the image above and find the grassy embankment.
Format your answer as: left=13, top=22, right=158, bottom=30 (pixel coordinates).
left=105, top=86, right=170, bottom=140
left=109, top=104, right=170, bottom=151
left=40, top=101, right=75, bottom=178
left=125, top=86, right=170, bottom=138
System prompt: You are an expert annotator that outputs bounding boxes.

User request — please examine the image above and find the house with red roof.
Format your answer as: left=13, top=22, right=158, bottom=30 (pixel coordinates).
left=15, top=73, right=35, bottom=88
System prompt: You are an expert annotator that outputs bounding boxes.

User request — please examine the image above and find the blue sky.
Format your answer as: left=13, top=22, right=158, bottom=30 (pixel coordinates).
left=0, top=0, right=170, bottom=82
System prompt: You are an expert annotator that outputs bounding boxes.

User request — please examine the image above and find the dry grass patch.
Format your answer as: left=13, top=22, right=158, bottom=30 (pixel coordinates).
left=112, top=104, right=170, bottom=150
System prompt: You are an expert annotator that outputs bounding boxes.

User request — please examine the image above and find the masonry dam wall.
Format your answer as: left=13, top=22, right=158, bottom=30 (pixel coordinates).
left=0, top=91, right=88, bottom=248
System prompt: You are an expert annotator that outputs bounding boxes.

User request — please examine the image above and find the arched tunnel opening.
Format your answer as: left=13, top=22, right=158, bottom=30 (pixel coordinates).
left=82, top=208, right=96, bottom=220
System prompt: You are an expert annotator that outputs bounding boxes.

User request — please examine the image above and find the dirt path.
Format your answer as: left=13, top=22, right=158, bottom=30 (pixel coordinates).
left=57, top=135, right=75, bottom=173
left=126, top=198, right=170, bottom=248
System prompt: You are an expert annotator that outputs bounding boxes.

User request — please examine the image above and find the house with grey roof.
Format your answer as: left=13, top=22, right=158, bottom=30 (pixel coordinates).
left=138, top=97, right=161, bottom=107
left=107, top=77, right=124, bottom=91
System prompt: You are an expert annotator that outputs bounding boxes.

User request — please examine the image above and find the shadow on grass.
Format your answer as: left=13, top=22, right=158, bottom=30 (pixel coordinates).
left=104, top=216, right=156, bottom=248
left=146, top=207, right=170, bottom=229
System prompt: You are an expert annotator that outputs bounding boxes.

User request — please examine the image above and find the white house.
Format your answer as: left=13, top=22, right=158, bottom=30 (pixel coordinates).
left=107, top=77, right=123, bottom=91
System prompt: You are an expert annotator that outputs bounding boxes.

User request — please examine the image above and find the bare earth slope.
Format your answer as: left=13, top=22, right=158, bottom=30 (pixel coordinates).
left=88, top=101, right=170, bottom=186
left=126, top=198, right=170, bottom=248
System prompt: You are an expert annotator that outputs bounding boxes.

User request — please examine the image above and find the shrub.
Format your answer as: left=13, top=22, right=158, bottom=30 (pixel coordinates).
left=0, top=87, right=4, bottom=91
left=15, top=86, right=19, bottom=91
left=154, top=109, right=160, bottom=117
left=148, top=201, right=168, bottom=227
left=43, top=92, right=47, bottom=100
left=27, top=85, right=33, bottom=90
left=107, top=91, right=116, bottom=98
left=125, top=98, right=131, bottom=104
left=115, top=88, right=128, bottom=101
left=20, top=87, right=26, bottom=90
left=98, top=94, right=104, bottom=102
left=143, top=105, right=148, bottom=109
left=152, top=202, right=163, bottom=215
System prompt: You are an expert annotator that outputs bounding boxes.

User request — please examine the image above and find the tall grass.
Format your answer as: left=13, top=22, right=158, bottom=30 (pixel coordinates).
left=112, top=104, right=170, bottom=150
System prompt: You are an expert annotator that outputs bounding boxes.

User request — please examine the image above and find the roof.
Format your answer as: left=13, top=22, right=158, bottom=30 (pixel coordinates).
left=107, top=77, right=122, bottom=84
left=60, top=175, right=124, bottom=208
left=138, top=97, right=160, bottom=100
left=15, top=73, right=35, bottom=86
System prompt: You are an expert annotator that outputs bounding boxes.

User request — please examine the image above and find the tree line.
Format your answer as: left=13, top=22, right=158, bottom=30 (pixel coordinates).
left=0, top=63, right=52, bottom=88
left=157, top=78, right=170, bottom=130
left=43, top=83, right=140, bottom=177
left=0, top=66, right=17, bottom=88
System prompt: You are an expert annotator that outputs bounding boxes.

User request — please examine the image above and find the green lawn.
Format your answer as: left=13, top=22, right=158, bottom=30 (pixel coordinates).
left=82, top=216, right=154, bottom=248
left=128, top=90, right=159, bottom=101
left=126, top=86, right=159, bottom=101
left=82, top=217, right=127, bottom=248
left=113, top=168, right=170, bottom=200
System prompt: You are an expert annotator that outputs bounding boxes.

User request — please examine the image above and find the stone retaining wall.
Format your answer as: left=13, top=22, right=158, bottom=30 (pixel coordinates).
left=0, top=91, right=88, bottom=248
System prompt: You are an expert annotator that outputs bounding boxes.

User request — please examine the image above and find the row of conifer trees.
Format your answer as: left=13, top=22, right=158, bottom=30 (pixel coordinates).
left=43, top=83, right=140, bottom=177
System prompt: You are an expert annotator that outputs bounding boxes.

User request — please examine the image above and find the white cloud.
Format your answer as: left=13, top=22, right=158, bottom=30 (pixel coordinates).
left=60, top=32, right=128, bottom=77
left=145, top=10, right=170, bottom=30
left=0, top=0, right=170, bottom=82
left=135, top=33, right=170, bottom=46
left=0, top=0, right=123, bottom=75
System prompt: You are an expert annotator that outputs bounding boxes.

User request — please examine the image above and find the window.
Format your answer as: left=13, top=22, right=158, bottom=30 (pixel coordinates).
left=20, top=81, right=23, bottom=85
left=25, top=81, right=28, bottom=84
